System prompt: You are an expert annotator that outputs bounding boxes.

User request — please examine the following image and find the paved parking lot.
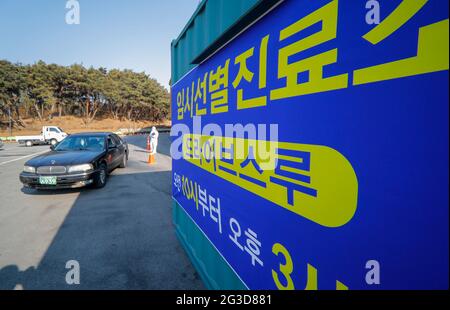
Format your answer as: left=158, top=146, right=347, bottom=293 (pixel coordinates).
left=0, top=134, right=204, bottom=289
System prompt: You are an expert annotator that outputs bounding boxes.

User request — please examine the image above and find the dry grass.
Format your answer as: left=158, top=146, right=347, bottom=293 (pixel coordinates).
left=0, top=116, right=171, bottom=136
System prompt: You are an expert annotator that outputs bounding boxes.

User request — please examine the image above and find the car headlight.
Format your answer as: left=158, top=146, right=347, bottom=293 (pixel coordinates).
left=68, top=164, right=94, bottom=173
left=23, top=165, right=36, bottom=173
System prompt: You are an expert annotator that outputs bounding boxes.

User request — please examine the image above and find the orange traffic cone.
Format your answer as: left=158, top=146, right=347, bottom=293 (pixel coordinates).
left=148, top=144, right=155, bottom=164
left=148, top=153, right=155, bottom=164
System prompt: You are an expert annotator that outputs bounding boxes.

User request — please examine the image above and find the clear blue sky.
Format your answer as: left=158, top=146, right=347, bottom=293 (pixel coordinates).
left=0, top=0, right=201, bottom=89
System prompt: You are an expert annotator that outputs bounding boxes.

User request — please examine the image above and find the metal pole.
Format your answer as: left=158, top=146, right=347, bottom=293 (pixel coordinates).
left=8, top=106, right=12, bottom=137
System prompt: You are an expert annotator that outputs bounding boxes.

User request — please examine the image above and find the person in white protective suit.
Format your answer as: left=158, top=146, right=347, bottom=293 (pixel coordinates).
left=149, top=126, right=159, bottom=155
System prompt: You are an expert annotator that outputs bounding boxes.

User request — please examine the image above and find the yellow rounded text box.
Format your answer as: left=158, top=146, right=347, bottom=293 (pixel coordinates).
left=182, top=134, right=358, bottom=227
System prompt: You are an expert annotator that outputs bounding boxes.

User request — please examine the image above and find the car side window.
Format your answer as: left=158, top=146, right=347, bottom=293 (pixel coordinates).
left=112, top=134, right=122, bottom=145
left=108, top=136, right=116, bottom=148
left=49, top=128, right=59, bottom=133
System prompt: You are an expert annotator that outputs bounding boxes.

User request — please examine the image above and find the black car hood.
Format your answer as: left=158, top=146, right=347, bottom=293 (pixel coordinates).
left=26, top=150, right=104, bottom=167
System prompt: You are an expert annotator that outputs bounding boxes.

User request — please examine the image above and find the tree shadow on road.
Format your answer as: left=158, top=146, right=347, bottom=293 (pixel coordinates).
left=0, top=265, right=36, bottom=290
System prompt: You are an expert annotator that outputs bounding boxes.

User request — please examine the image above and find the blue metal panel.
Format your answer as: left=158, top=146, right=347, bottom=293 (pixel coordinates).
left=171, top=0, right=261, bottom=84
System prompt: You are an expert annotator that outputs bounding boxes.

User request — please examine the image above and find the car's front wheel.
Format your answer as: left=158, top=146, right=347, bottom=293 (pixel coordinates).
left=93, top=163, right=107, bottom=188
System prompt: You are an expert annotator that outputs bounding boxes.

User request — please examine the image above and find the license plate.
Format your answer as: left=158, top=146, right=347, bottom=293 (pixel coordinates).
left=39, top=176, right=57, bottom=185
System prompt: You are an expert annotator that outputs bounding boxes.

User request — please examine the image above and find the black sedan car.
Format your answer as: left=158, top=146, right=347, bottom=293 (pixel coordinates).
left=20, top=132, right=128, bottom=189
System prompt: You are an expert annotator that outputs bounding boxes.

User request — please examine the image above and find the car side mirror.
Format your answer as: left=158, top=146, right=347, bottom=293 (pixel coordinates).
left=109, top=145, right=117, bottom=150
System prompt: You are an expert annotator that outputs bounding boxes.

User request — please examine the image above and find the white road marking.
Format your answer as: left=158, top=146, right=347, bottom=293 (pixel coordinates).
left=0, top=149, right=48, bottom=166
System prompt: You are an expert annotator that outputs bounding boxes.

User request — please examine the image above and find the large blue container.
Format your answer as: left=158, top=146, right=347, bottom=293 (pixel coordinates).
left=171, top=0, right=448, bottom=290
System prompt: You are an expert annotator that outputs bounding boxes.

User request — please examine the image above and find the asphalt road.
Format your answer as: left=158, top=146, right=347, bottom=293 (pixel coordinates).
left=0, top=134, right=204, bottom=289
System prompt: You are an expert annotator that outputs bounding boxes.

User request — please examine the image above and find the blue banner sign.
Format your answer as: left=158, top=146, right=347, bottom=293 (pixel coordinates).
left=171, top=0, right=449, bottom=289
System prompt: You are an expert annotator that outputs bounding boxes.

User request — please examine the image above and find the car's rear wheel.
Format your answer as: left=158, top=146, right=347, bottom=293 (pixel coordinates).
left=93, top=163, right=107, bottom=188
left=119, top=152, right=127, bottom=168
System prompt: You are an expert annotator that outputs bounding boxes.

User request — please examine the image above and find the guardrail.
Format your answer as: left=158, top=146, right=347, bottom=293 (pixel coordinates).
left=0, top=136, right=16, bottom=142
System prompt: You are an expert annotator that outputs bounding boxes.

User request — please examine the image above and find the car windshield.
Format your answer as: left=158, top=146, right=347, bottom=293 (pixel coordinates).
left=55, top=136, right=105, bottom=151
